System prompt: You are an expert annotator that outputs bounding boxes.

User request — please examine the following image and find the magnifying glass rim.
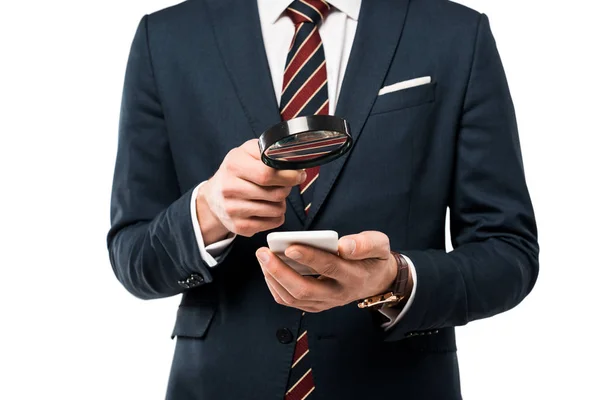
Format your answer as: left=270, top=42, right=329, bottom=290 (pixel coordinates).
left=259, top=115, right=353, bottom=170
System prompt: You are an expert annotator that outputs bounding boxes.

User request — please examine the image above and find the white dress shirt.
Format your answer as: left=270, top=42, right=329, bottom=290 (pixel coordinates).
left=190, top=0, right=416, bottom=329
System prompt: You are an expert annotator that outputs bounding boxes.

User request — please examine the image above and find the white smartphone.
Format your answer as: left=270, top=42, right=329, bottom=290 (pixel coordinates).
left=267, top=230, right=339, bottom=275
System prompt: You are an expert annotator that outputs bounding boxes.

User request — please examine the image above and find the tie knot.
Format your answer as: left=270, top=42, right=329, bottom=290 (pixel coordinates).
left=286, top=0, right=331, bottom=25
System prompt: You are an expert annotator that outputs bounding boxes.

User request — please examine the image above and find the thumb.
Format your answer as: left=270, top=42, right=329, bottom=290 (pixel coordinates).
left=338, top=236, right=358, bottom=259
left=338, top=231, right=390, bottom=260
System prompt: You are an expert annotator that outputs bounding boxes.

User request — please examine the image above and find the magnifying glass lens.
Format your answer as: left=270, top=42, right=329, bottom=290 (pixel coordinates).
left=259, top=115, right=352, bottom=170
left=265, top=130, right=348, bottom=162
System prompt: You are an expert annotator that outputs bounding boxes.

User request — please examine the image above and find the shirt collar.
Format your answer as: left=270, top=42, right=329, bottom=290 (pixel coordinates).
left=259, top=0, right=361, bottom=25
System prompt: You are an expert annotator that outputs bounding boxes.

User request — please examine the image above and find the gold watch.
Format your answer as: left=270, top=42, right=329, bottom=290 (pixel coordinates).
left=357, top=252, right=410, bottom=309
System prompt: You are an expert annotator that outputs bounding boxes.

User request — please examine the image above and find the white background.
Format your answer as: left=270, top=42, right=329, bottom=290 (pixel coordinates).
left=1, top=1, right=598, bottom=399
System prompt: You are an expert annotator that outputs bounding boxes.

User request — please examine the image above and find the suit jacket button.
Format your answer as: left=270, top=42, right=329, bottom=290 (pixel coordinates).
left=276, top=328, right=294, bottom=344
left=188, top=274, right=204, bottom=286
left=177, top=280, right=190, bottom=289
left=178, top=274, right=204, bottom=289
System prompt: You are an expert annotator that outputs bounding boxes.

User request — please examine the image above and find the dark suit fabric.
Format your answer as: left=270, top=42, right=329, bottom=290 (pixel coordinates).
left=108, top=0, right=539, bottom=398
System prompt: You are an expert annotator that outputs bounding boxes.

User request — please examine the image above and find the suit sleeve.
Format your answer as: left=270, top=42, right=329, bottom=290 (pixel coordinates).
left=107, top=16, right=216, bottom=300
left=386, top=14, right=539, bottom=341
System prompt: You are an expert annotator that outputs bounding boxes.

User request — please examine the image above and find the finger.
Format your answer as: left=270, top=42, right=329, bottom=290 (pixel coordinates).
left=238, top=142, right=307, bottom=187
left=233, top=216, right=285, bottom=237
left=284, top=244, right=349, bottom=280
left=236, top=162, right=305, bottom=188
left=233, top=154, right=304, bottom=187
left=263, top=268, right=326, bottom=309
left=338, top=231, right=391, bottom=261
left=243, top=166, right=306, bottom=188
left=261, top=262, right=337, bottom=313
left=264, top=276, right=285, bottom=304
left=240, top=139, right=262, bottom=160
left=225, top=199, right=286, bottom=218
left=222, top=177, right=292, bottom=202
left=256, top=248, right=333, bottom=301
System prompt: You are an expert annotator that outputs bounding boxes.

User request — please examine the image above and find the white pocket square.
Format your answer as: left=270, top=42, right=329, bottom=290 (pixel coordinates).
left=378, top=76, right=432, bottom=96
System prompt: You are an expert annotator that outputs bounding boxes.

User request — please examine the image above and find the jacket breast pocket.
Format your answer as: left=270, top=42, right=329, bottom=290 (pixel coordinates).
left=171, top=305, right=216, bottom=339
left=370, top=82, right=436, bottom=115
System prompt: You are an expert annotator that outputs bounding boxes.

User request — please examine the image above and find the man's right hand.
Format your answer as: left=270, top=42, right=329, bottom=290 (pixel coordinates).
left=196, top=139, right=307, bottom=245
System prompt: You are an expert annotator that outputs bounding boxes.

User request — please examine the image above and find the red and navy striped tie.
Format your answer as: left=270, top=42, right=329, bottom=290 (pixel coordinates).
left=280, top=0, right=330, bottom=216
left=280, top=1, right=330, bottom=399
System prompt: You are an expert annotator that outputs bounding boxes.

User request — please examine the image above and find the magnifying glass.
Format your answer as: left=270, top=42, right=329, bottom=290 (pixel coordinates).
left=258, top=115, right=352, bottom=170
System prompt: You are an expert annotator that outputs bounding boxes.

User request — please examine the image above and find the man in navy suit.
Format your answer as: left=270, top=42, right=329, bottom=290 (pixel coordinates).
left=108, top=0, right=539, bottom=398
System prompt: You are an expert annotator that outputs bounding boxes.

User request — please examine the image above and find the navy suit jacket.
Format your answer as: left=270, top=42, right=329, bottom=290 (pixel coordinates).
left=108, top=0, right=539, bottom=398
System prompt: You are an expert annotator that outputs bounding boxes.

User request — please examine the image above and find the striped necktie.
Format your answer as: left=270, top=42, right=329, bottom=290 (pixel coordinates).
left=280, top=0, right=330, bottom=216
left=280, top=3, right=330, bottom=399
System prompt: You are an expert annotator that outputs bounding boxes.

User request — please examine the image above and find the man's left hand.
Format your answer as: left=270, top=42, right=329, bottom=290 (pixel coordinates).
left=256, top=231, right=399, bottom=313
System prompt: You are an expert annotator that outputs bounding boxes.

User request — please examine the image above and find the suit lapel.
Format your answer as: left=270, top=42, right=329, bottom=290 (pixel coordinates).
left=203, top=0, right=306, bottom=222
left=304, top=0, right=411, bottom=229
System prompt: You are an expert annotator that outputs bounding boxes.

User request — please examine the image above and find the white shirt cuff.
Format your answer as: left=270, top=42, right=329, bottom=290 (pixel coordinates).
left=190, top=182, right=236, bottom=267
left=378, top=254, right=418, bottom=330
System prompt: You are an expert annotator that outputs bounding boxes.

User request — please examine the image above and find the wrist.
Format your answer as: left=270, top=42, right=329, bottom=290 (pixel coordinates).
left=358, top=252, right=413, bottom=310
left=196, top=182, right=230, bottom=245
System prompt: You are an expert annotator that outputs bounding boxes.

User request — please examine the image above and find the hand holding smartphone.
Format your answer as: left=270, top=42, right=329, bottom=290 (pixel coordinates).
left=266, top=230, right=339, bottom=275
